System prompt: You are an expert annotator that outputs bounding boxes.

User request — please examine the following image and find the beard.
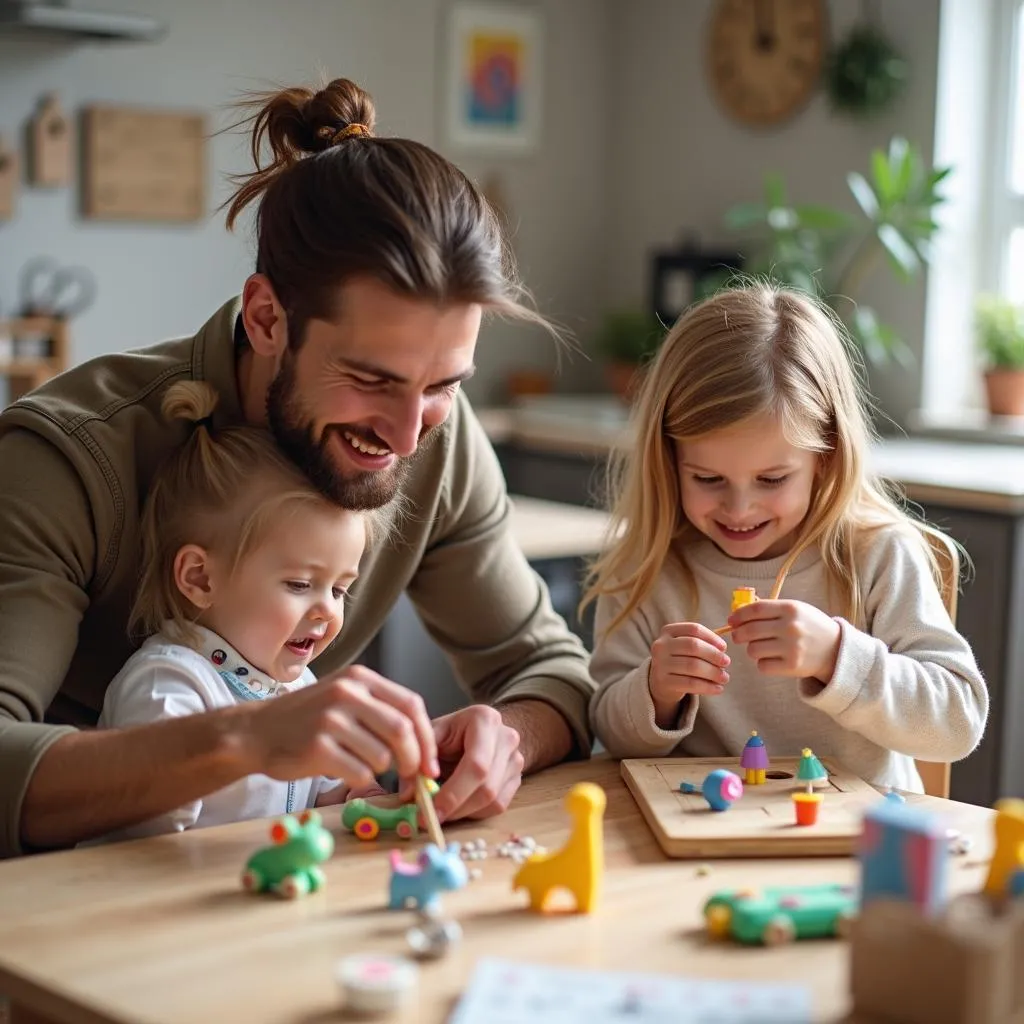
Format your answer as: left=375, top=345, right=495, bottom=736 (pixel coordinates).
left=266, top=354, right=418, bottom=511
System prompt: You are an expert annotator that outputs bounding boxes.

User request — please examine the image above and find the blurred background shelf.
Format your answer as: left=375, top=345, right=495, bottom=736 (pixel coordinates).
left=0, top=316, right=69, bottom=403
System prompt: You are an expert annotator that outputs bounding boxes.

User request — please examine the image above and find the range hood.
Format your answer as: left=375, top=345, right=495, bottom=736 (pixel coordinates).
left=0, top=1, right=165, bottom=41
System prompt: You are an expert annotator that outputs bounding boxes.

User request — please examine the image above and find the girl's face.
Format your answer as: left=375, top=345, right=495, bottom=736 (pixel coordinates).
left=676, top=412, right=819, bottom=560
left=200, top=504, right=367, bottom=681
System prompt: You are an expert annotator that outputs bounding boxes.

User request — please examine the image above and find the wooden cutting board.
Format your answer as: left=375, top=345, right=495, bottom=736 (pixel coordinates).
left=621, top=755, right=883, bottom=859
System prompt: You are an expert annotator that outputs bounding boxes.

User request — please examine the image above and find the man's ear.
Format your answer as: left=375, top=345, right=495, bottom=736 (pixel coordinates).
left=173, top=545, right=217, bottom=610
left=241, top=273, right=289, bottom=361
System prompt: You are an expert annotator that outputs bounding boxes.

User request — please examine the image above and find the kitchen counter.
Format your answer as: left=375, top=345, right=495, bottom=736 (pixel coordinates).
left=477, top=401, right=1024, bottom=514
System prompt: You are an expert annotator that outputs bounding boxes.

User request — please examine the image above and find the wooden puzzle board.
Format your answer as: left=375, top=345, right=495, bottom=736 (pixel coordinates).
left=621, top=756, right=880, bottom=859
left=81, top=104, right=205, bottom=222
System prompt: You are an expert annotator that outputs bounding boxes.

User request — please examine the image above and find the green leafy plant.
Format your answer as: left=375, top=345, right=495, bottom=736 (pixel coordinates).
left=826, top=24, right=909, bottom=117
left=723, top=136, right=952, bottom=366
left=975, top=294, right=1024, bottom=370
left=595, top=308, right=665, bottom=366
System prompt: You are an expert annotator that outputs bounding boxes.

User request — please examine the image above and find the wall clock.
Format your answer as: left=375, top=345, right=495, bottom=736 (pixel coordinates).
left=707, top=0, right=826, bottom=127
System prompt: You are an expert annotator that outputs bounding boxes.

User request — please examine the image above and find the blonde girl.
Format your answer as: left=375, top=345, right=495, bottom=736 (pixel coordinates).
left=93, top=380, right=377, bottom=839
left=583, top=284, right=988, bottom=793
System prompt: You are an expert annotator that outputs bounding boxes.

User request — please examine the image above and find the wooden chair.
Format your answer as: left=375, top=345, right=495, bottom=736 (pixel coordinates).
left=914, top=524, right=959, bottom=799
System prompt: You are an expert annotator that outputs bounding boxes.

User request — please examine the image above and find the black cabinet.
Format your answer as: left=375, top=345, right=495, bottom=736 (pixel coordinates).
left=916, top=503, right=1024, bottom=805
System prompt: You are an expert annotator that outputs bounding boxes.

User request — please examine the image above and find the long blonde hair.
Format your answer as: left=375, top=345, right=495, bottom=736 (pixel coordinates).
left=131, top=381, right=372, bottom=642
left=581, top=284, right=939, bottom=636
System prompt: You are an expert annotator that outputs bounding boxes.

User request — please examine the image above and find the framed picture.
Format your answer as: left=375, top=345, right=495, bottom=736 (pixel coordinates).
left=445, top=3, right=543, bottom=155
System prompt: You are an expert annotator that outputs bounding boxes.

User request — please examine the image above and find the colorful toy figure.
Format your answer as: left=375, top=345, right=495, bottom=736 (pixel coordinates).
left=680, top=769, right=744, bottom=812
left=388, top=843, right=467, bottom=914
left=241, top=809, right=335, bottom=898
left=740, top=731, right=769, bottom=785
left=342, top=779, right=439, bottom=841
left=704, top=883, right=858, bottom=945
left=512, top=782, right=606, bottom=914
left=982, top=797, right=1024, bottom=900
left=796, top=748, right=828, bottom=793
left=731, top=586, right=757, bottom=611
left=857, top=799, right=948, bottom=916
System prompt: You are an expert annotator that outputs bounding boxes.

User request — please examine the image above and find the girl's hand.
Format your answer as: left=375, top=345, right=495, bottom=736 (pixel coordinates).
left=727, top=599, right=841, bottom=682
left=649, top=622, right=730, bottom=727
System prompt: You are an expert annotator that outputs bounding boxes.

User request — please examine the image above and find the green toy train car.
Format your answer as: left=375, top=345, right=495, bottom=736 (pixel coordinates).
left=703, top=883, right=858, bottom=945
left=341, top=779, right=440, bottom=841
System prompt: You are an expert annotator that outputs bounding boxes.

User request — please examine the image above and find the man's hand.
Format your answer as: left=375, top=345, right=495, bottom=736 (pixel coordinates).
left=242, top=665, right=439, bottom=790
left=429, top=705, right=524, bottom=822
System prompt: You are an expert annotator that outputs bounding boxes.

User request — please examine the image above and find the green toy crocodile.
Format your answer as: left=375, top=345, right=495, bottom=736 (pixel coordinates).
left=241, top=809, right=335, bottom=898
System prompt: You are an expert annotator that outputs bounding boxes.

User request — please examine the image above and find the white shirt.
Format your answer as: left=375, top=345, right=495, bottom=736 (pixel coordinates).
left=87, top=624, right=342, bottom=842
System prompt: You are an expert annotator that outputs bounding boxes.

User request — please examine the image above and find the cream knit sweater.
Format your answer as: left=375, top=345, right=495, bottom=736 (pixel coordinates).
left=589, top=528, right=988, bottom=793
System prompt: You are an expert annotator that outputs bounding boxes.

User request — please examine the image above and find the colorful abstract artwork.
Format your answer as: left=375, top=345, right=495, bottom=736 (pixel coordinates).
left=446, top=4, right=543, bottom=154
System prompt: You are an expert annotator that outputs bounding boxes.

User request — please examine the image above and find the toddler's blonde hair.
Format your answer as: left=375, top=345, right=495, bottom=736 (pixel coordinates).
left=131, top=381, right=375, bottom=642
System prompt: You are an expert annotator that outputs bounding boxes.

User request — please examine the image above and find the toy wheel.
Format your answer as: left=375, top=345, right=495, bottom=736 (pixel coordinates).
left=241, top=868, right=262, bottom=893
left=834, top=910, right=856, bottom=938
left=276, top=875, right=310, bottom=899
left=762, top=915, right=796, bottom=946
left=353, top=817, right=380, bottom=841
left=395, top=820, right=414, bottom=839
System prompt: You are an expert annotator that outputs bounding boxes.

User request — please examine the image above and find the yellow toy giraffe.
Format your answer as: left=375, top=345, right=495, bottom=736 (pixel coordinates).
left=983, top=797, right=1024, bottom=899
left=512, top=782, right=605, bottom=914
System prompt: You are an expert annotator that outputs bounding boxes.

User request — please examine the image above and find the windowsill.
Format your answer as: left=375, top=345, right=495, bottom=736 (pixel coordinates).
left=906, top=407, right=1024, bottom=446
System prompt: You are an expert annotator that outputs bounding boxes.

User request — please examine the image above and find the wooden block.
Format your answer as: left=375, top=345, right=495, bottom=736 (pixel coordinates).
left=81, top=104, right=205, bottom=222
left=27, top=94, right=72, bottom=187
left=849, top=894, right=1024, bottom=1024
left=621, top=755, right=884, bottom=858
left=0, top=136, right=17, bottom=219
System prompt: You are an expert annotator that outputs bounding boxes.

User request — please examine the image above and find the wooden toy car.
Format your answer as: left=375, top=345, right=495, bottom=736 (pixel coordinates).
left=342, top=780, right=440, bottom=842
left=703, top=883, right=859, bottom=945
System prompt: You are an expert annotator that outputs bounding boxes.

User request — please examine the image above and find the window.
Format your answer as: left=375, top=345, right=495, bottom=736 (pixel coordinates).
left=918, top=0, right=1016, bottom=423
left=991, top=0, right=1024, bottom=305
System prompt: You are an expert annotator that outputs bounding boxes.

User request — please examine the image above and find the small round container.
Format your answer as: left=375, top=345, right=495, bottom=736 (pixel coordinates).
left=335, top=954, right=417, bottom=1015
left=792, top=791, right=823, bottom=826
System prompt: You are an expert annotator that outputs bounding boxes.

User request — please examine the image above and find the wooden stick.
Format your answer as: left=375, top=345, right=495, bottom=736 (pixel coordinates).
left=415, top=775, right=446, bottom=851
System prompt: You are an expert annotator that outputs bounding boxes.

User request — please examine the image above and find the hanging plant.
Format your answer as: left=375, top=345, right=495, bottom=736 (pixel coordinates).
left=826, top=10, right=908, bottom=117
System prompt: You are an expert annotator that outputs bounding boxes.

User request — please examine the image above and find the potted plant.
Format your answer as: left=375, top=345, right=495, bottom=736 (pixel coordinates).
left=595, top=309, right=664, bottom=399
left=722, top=136, right=952, bottom=368
left=976, top=294, right=1024, bottom=417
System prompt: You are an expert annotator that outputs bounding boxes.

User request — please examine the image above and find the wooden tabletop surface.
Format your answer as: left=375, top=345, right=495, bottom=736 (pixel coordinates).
left=0, top=757, right=996, bottom=1024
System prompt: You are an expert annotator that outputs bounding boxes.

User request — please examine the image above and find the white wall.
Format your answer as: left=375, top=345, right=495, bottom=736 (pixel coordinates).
left=607, top=0, right=942, bottom=428
left=0, top=0, right=611, bottom=403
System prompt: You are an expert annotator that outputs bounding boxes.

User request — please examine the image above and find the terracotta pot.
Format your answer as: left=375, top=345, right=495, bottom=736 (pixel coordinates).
left=983, top=369, right=1024, bottom=417
left=605, top=361, right=645, bottom=401
left=505, top=370, right=552, bottom=399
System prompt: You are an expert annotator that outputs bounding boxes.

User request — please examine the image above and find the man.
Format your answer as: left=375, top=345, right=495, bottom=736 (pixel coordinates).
left=0, top=78, right=595, bottom=858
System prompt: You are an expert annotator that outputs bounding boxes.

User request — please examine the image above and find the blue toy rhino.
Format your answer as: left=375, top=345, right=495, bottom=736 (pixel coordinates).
left=388, top=842, right=467, bottom=914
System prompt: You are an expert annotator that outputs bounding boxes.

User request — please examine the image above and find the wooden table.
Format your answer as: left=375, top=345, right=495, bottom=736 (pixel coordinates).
left=0, top=758, right=996, bottom=1024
